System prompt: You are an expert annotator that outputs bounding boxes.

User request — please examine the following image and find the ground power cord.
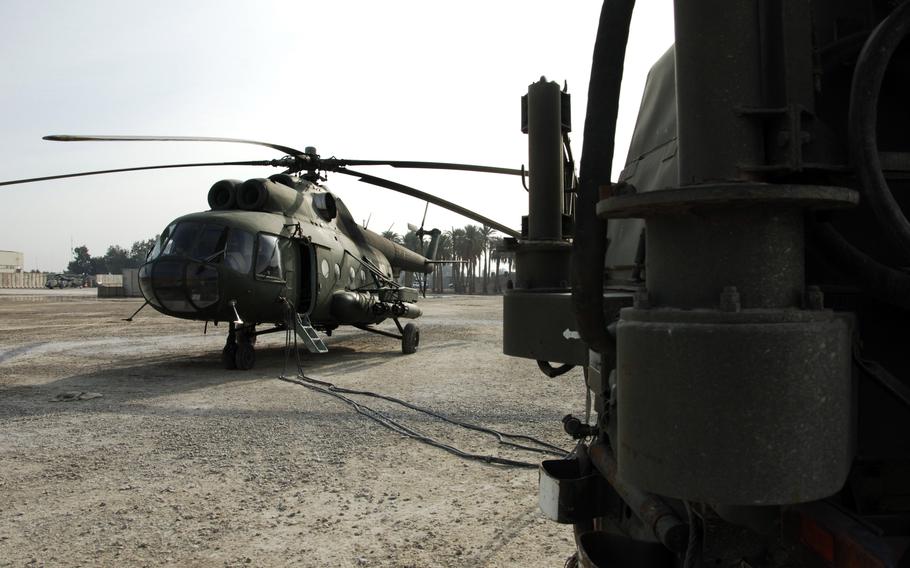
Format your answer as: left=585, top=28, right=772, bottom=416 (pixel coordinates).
left=279, top=308, right=568, bottom=468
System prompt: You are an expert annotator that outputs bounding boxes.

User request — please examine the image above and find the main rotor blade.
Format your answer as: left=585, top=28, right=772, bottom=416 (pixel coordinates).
left=326, top=159, right=523, bottom=176
left=0, top=159, right=280, bottom=187
left=44, top=134, right=306, bottom=157
left=336, top=168, right=520, bottom=238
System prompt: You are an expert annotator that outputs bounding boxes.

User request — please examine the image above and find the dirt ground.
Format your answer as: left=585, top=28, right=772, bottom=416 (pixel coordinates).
left=0, top=290, right=585, bottom=567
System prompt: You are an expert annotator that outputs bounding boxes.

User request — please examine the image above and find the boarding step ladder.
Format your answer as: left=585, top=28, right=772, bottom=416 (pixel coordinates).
left=294, top=313, right=328, bottom=354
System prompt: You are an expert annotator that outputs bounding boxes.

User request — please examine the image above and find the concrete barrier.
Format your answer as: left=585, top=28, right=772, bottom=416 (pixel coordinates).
left=121, top=268, right=143, bottom=297
left=0, top=272, right=48, bottom=289
left=95, top=274, right=123, bottom=287
left=98, top=286, right=126, bottom=298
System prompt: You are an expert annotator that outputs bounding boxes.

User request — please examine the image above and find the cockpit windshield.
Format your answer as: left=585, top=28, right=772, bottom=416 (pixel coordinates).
left=146, top=221, right=254, bottom=273
left=147, top=223, right=176, bottom=261
left=224, top=230, right=255, bottom=274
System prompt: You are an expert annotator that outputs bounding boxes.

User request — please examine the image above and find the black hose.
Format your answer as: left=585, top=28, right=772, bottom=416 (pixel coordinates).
left=279, top=300, right=568, bottom=468
left=848, top=1, right=910, bottom=258
left=811, top=221, right=910, bottom=311
left=571, top=0, right=636, bottom=360
left=682, top=501, right=701, bottom=568
left=537, top=360, right=575, bottom=378
left=278, top=374, right=546, bottom=468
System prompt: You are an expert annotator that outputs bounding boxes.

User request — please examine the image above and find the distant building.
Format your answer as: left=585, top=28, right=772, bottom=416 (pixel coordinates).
left=0, top=250, right=24, bottom=273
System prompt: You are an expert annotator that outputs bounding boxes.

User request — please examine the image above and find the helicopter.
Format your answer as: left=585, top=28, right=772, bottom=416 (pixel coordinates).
left=1, top=135, right=522, bottom=370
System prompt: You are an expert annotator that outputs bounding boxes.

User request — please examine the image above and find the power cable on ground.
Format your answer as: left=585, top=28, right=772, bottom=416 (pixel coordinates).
left=279, top=303, right=568, bottom=469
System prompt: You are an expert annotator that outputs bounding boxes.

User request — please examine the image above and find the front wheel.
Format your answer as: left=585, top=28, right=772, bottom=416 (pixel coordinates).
left=235, top=342, right=256, bottom=370
left=401, top=323, right=419, bottom=355
left=222, top=343, right=238, bottom=370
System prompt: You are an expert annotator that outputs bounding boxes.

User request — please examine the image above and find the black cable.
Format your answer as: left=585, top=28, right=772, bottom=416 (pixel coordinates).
left=279, top=300, right=567, bottom=468
left=848, top=1, right=910, bottom=258
left=299, top=375, right=566, bottom=456
left=683, top=501, right=701, bottom=568
left=811, top=221, right=910, bottom=311
left=537, top=360, right=576, bottom=378
left=571, top=0, right=636, bottom=362
left=278, top=375, right=542, bottom=468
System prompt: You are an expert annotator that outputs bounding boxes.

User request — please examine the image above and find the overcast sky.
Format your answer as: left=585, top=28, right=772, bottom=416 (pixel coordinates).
left=0, top=1, right=674, bottom=271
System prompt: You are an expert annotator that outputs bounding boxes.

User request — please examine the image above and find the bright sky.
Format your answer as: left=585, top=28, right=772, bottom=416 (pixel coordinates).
left=0, top=1, right=674, bottom=271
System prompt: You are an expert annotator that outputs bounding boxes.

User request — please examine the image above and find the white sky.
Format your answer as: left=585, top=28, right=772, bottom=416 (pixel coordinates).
left=0, top=1, right=674, bottom=271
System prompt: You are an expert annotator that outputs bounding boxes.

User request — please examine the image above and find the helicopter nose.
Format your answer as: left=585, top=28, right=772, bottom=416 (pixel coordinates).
left=139, top=258, right=220, bottom=313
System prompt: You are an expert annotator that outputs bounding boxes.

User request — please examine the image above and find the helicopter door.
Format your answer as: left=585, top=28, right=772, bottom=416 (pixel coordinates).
left=272, top=237, right=316, bottom=315
left=251, top=234, right=315, bottom=316
left=296, top=240, right=316, bottom=315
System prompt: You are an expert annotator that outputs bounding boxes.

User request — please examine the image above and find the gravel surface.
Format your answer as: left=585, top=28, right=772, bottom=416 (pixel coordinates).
left=0, top=290, right=584, bottom=567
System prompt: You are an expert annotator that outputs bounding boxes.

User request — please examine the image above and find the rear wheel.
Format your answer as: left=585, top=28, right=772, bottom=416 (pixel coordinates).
left=401, top=323, right=419, bottom=354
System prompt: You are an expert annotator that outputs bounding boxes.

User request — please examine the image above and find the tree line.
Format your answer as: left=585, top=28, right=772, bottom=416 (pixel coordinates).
left=66, top=237, right=157, bottom=275
left=382, top=224, right=514, bottom=294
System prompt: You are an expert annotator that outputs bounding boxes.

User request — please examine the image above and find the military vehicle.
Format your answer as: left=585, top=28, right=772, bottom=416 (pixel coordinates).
left=44, top=273, right=84, bottom=288
left=2, top=137, right=520, bottom=370
left=504, top=1, right=910, bottom=566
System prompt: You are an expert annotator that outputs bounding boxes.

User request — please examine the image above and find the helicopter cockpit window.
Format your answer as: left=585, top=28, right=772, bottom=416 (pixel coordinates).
left=163, top=222, right=202, bottom=257
left=194, top=224, right=228, bottom=261
left=148, top=223, right=176, bottom=261
left=255, top=234, right=283, bottom=280
left=224, top=229, right=254, bottom=274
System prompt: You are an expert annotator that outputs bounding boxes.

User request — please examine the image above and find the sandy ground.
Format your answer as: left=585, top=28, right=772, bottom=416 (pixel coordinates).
left=0, top=290, right=585, bottom=567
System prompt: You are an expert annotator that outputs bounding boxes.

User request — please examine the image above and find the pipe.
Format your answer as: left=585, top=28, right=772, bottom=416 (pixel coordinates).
left=527, top=78, right=565, bottom=241
left=811, top=221, right=910, bottom=311
left=588, top=442, right=688, bottom=553
left=571, top=0, right=635, bottom=359
left=848, top=2, right=910, bottom=259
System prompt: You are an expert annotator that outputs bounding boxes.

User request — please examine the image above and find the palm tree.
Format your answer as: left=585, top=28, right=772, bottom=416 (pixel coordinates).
left=382, top=230, right=402, bottom=244
left=463, top=225, right=484, bottom=294
left=432, top=232, right=452, bottom=292
left=489, top=236, right=505, bottom=293
left=446, top=227, right=466, bottom=292
left=479, top=225, right=495, bottom=294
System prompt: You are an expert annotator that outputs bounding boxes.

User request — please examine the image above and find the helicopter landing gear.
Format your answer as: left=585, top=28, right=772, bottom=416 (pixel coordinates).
left=235, top=341, right=255, bottom=370
left=223, top=322, right=257, bottom=370
left=222, top=342, right=238, bottom=370
left=401, top=322, right=419, bottom=355
left=222, top=322, right=238, bottom=370
left=353, top=319, right=420, bottom=354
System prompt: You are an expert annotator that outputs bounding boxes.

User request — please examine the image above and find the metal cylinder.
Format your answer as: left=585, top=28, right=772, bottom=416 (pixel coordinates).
left=527, top=78, right=564, bottom=240
left=674, top=0, right=764, bottom=184
left=616, top=307, right=852, bottom=505
left=646, top=209, right=804, bottom=309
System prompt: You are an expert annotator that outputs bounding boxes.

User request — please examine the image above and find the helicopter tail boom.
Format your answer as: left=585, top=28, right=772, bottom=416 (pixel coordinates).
left=362, top=229, right=435, bottom=274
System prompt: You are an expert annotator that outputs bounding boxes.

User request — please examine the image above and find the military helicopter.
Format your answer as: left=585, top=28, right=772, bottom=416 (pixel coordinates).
left=1, top=135, right=521, bottom=370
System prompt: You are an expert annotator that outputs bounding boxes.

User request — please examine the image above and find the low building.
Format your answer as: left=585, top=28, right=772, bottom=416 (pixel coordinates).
left=0, top=250, right=24, bottom=273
